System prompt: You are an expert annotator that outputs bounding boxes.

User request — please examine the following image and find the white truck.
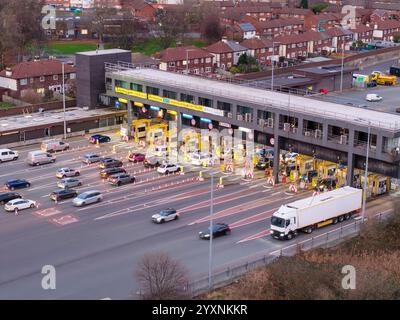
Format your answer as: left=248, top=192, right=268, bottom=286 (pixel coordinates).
left=270, top=187, right=362, bottom=240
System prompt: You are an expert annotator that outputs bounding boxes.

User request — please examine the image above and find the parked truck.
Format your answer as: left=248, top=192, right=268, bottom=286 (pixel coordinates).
left=370, top=71, right=397, bottom=86
left=270, top=186, right=362, bottom=240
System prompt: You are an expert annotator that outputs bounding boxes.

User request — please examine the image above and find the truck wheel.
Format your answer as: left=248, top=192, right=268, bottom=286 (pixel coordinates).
left=344, top=213, right=351, bottom=220
left=304, top=226, right=313, bottom=234
left=286, top=233, right=293, bottom=240
left=332, top=217, right=338, bottom=224
left=338, top=215, right=345, bottom=222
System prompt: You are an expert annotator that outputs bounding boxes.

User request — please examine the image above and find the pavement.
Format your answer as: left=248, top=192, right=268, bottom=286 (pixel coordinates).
left=0, top=131, right=395, bottom=299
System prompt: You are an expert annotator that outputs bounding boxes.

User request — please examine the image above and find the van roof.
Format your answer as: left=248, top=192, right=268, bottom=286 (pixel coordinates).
left=29, top=150, right=48, bottom=155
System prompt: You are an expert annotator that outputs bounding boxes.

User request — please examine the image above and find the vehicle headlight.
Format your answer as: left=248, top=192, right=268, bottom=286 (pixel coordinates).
left=280, top=233, right=285, bottom=236
left=204, top=234, right=210, bottom=238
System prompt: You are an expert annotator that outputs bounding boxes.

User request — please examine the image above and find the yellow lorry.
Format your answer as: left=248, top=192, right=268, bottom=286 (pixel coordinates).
left=371, top=71, right=397, bottom=86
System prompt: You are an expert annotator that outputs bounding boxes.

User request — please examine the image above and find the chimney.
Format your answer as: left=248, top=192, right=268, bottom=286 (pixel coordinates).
left=5, top=68, right=12, bottom=77
left=221, top=36, right=228, bottom=43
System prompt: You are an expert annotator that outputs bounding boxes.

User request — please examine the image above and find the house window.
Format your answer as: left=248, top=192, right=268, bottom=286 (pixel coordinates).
left=30, top=78, right=34, bottom=84
left=205, top=58, right=211, bottom=63
left=169, top=62, right=175, bottom=67
left=20, top=78, right=28, bottom=86
left=194, top=59, right=199, bottom=64
left=53, top=75, right=58, bottom=81
left=194, top=69, right=199, bottom=74
left=70, top=73, right=76, bottom=79
left=227, top=53, right=232, bottom=58
left=40, top=76, right=45, bottom=82
left=261, top=48, right=265, bottom=53
left=205, top=67, right=211, bottom=73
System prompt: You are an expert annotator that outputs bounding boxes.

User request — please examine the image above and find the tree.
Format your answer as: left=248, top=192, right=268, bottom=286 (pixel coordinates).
left=155, top=7, right=187, bottom=48
left=393, top=32, right=400, bottom=43
left=21, top=89, right=42, bottom=104
left=311, top=3, right=328, bottom=14
left=299, top=0, right=308, bottom=9
left=43, top=89, right=54, bottom=102
left=201, top=14, right=223, bottom=43
left=66, top=79, right=76, bottom=99
left=90, top=6, right=117, bottom=43
left=135, top=252, right=190, bottom=300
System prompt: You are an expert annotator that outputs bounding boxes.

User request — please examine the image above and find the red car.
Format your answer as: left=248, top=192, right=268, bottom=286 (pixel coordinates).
left=319, top=88, right=329, bottom=94
left=128, top=153, right=145, bottom=163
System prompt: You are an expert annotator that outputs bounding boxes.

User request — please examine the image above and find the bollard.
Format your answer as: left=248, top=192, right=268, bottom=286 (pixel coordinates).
left=199, top=171, right=204, bottom=181
left=180, top=166, right=184, bottom=175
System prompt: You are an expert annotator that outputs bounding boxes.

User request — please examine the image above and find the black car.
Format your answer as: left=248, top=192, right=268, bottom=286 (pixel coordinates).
left=199, top=223, right=231, bottom=240
left=98, top=158, right=123, bottom=169
left=99, top=167, right=126, bottom=178
left=89, top=134, right=111, bottom=144
left=0, top=192, right=22, bottom=205
left=50, top=189, right=78, bottom=201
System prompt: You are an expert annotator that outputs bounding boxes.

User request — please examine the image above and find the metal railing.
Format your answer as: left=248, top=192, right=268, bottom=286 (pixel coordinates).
left=104, top=62, right=400, bottom=132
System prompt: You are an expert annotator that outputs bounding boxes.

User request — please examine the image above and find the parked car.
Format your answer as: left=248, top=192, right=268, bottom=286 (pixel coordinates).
left=5, top=179, right=31, bottom=190
left=0, top=192, right=22, bottom=205
left=57, top=178, right=82, bottom=189
left=41, top=140, right=69, bottom=153
left=99, top=167, right=126, bottom=179
left=98, top=158, right=123, bottom=169
left=0, top=149, right=19, bottom=163
left=151, top=208, right=179, bottom=224
left=128, top=153, right=145, bottom=163
left=315, top=178, right=337, bottom=192
left=366, top=93, right=382, bottom=102
left=367, top=81, right=377, bottom=88
left=191, top=152, right=214, bottom=166
left=199, top=223, right=231, bottom=240
left=73, top=190, right=102, bottom=207
left=4, top=199, right=36, bottom=212
left=143, top=156, right=162, bottom=168
left=108, top=173, right=135, bottom=186
left=50, top=189, right=78, bottom=201
left=157, top=163, right=180, bottom=175
left=26, top=151, right=55, bottom=166
left=89, top=134, right=111, bottom=144
left=319, top=88, right=329, bottom=94
left=56, top=168, right=80, bottom=179
left=81, top=153, right=102, bottom=164
left=284, top=152, right=299, bottom=162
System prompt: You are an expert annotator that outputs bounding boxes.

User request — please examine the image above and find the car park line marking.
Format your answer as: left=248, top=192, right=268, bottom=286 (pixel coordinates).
left=236, top=229, right=271, bottom=244
left=48, top=214, right=79, bottom=226
left=229, top=209, right=277, bottom=229
left=33, top=207, right=61, bottom=218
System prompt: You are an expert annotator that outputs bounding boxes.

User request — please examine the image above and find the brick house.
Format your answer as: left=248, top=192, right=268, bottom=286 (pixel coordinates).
left=240, top=38, right=277, bottom=65
left=370, top=9, right=390, bottom=24
left=253, top=18, right=305, bottom=38
left=350, top=24, right=374, bottom=44
left=123, top=0, right=156, bottom=21
left=45, top=0, right=71, bottom=10
left=275, top=34, right=310, bottom=59
left=273, top=7, right=312, bottom=20
left=226, top=22, right=257, bottom=40
left=305, top=12, right=342, bottom=31
left=325, top=27, right=354, bottom=51
left=155, top=46, right=214, bottom=75
left=205, top=38, right=248, bottom=70
left=0, top=59, right=76, bottom=99
left=93, top=0, right=122, bottom=9
left=372, top=20, right=400, bottom=41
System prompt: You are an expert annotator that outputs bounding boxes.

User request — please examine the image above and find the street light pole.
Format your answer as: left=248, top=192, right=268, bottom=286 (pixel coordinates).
left=208, top=172, right=214, bottom=290
left=186, top=49, right=189, bottom=74
left=340, top=40, right=345, bottom=92
left=361, top=123, right=371, bottom=223
left=271, top=42, right=275, bottom=91
left=62, top=62, right=67, bottom=140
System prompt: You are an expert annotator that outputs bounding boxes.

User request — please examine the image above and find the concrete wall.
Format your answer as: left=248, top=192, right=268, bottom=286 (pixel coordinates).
left=76, top=50, right=132, bottom=109
left=0, top=100, right=76, bottom=117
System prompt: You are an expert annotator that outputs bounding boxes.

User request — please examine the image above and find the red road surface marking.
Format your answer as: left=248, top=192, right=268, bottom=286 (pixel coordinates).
left=33, top=208, right=61, bottom=218
left=237, top=229, right=271, bottom=244
left=48, top=214, right=79, bottom=226
left=230, top=209, right=277, bottom=229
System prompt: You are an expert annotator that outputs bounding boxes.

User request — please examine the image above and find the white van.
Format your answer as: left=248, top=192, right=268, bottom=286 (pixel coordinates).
left=0, top=149, right=19, bottom=163
left=191, top=152, right=214, bottom=166
left=153, top=145, right=168, bottom=157
left=41, top=140, right=69, bottom=153
left=27, top=151, right=56, bottom=166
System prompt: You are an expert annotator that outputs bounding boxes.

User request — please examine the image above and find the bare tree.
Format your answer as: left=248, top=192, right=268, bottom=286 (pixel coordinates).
left=90, top=6, right=118, bottom=43
left=135, top=252, right=190, bottom=300
left=155, top=7, right=187, bottom=48
left=201, top=13, right=222, bottom=43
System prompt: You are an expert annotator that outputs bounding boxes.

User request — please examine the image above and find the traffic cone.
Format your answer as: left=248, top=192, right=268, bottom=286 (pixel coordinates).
left=95, top=139, right=100, bottom=148
left=199, top=171, right=204, bottom=181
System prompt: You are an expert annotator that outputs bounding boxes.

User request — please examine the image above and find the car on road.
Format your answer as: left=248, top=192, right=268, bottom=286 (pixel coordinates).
left=143, top=156, right=162, bottom=168
left=366, top=93, right=383, bottom=102
left=0, top=192, right=22, bottom=205
left=199, top=223, right=231, bottom=240
left=41, top=140, right=69, bottom=153
left=89, top=134, right=111, bottom=144
left=81, top=153, right=102, bottom=164
left=151, top=208, right=179, bottom=223
left=128, top=153, right=145, bottom=163
left=98, top=158, right=123, bottom=169
left=255, top=157, right=273, bottom=170
left=367, top=81, right=377, bottom=88
left=99, top=167, right=126, bottom=179
left=4, top=199, right=36, bottom=212
left=157, top=163, right=180, bottom=175
left=50, top=189, right=78, bottom=201
left=191, top=152, right=214, bottom=166
left=5, top=179, right=31, bottom=190
left=315, top=178, right=337, bottom=192
left=56, top=167, right=80, bottom=179
left=0, top=149, right=19, bottom=162
left=57, top=178, right=82, bottom=189
left=284, top=152, right=299, bottom=162
left=73, top=190, right=102, bottom=207
left=108, top=173, right=135, bottom=186
left=26, top=150, right=56, bottom=166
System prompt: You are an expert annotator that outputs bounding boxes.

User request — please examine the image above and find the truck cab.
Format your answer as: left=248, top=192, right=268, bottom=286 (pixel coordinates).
left=270, top=206, right=297, bottom=240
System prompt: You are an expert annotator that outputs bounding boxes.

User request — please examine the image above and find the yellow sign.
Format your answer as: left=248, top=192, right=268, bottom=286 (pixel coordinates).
left=115, top=87, right=147, bottom=99
left=134, top=102, right=144, bottom=107
left=167, top=110, right=177, bottom=115
left=148, top=94, right=205, bottom=112
left=118, top=98, right=128, bottom=104
left=148, top=94, right=164, bottom=103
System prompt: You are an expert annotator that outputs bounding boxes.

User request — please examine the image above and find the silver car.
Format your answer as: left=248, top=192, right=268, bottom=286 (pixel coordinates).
left=81, top=153, right=101, bottom=164
left=151, top=208, right=179, bottom=223
left=57, top=178, right=82, bottom=189
left=56, top=167, right=80, bottom=179
left=73, top=190, right=102, bottom=207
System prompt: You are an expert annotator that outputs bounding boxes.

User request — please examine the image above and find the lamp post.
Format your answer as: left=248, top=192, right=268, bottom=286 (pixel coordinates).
left=208, top=172, right=214, bottom=290
left=185, top=48, right=197, bottom=75
left=62, top=62, right=67, bottom=140
left=361, top=123, right=371, bottom=223
left=271, top=41, right=280, bottom=91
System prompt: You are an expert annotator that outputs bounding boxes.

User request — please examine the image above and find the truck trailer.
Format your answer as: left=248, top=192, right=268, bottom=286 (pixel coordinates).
left=270, top=187, right=362, bottom=240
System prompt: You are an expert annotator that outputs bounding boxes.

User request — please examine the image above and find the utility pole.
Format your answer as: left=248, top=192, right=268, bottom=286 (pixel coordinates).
left=361, top=123, right=371, bottom=223
left=62, top=62, right=67, bottom=140
left=271, top=41, right=280, bottom=91
left=208, top=172, right=214, bottom=290
left=340, top=40, right=345, bottom=92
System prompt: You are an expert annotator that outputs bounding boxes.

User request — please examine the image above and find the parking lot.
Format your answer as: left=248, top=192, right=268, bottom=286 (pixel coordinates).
left=0, top=131, right=392, bottom=299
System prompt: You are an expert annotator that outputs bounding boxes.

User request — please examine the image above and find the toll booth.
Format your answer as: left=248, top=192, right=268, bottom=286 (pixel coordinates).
left=146, top=123, right=168, bottom=145
left=132, top=119, right=152, bottom=142
left=318, top=161, right=338, bottom=179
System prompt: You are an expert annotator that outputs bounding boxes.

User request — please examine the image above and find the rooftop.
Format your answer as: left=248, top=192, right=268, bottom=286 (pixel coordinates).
left=0, top=108, right=123, bottom=133
left=76, top=48, right=131, bottom=56
left=106, top=66, right=400, bottom=131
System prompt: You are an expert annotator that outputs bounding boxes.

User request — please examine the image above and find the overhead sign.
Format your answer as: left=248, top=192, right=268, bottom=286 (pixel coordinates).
left=115, top=87, right=147, bottom=99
